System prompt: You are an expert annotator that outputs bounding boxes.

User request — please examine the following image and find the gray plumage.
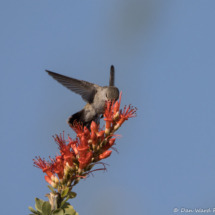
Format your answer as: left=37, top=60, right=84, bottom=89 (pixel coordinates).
left=45, top=65, right=119, bottom=129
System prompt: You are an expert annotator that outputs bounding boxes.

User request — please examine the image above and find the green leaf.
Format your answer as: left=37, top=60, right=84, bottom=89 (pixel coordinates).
left=29, top=206, right=38, bottom=214
left=52, top=208, right=64, bottom=215
left=42, top=202, right=51, bottom=215
left=61, top=187, right=69, bottom=198
left=63, top=205, right=76, bottom=215
left=60, top=195, right=70, bottom=208
left=47, top=185, right=54, bottom=193
left=68, top=192, right=77, bottom=199
left=28, top=211, right=42, bottom=215
left=35, top=198, right=44, bottom=213
left=61, top=202, right=70, bottom=209
left=75, top=213, right=79, bottom=215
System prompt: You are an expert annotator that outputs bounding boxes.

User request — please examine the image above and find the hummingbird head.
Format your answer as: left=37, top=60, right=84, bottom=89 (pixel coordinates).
left=106, top=86, right=119, bottom=101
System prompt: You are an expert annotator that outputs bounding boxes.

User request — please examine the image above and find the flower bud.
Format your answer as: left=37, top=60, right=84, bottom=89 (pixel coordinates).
left=101, top=138, right=116, bottom=152
left=64, top=165, right=70, bottom=176
left=90, top=121, right=98, bottom=134
left=54, top=175, right=59, bottom=184
left=91, top=130, right=98, bottom=150
left=104, top=116, right=113, bottom=136
left=66, top=162, right=76, bottom=172
left=105, top=123, right=111, bottom=136
left=113, top=111, right=119, bottom=121
left=73, top=177, right=81, bottom=186
left=43, top=168, right=54, bottom=180
left=98, top=150, right=112, bottom=160
left=53, top=183, right=58, bottom=189
left=114, top=123, right=120, bottom=131
left=100, top=138, right=107, bottom=147
left=97, top=130, right=105, bottom=142
left=45, top=176, right=58, bottom=188
left=60, top=178, right=64, bottom=184
left=114, top=101, right=119, bottom=115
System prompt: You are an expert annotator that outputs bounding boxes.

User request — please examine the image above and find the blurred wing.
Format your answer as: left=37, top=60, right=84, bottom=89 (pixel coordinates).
left=45, top=70, right=97, bottom=103
left=109, top=65, right=115, bottom=86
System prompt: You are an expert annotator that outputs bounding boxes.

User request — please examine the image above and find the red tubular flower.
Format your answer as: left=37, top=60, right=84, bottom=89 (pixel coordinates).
left=42, top=167, right=54, bottom=179
left=70, top=121, right=85, bottom=138
left=53, top=156, right=64, bottom=180
left=54, top=168, right=64, bottom=180
left=85, top=151, right=93, bottom=164
left=104, top=119, right=112, bottom=136
left=56, top=135, right=75, bottom=168
left=67, top=136, right=79, bottom=155
left=113, top=101, right=119, bottom=115
left=64, top=156, right=74, bottom=168
left=104, top=101, right=114, bottom=135
left=84, top=126, right=90, bottom=139
left=77, top=145, right=88, bottom=158
left=113, top=101, right=120, bottom=121
left=60, top=144, right=76, bottom=173
left=80, top=135, right=88, bottom=147
left=78, top=157, right=87, bottom=170
left=54, top=133, right=76, bottom=163
left=77, top=136, right=89, bottom=158
left=113, top=91, right=122, bottom=120
left=64, top=154, right=75, bottom=171
left=104, top=100, right=114, bottom=117
left=115, top=105, right=137, bottom=130
left=54, top=133, right=66, bottom=150
left=33, top=156, right=55, bottom=181
left=78, top=151, right=93, bottom=171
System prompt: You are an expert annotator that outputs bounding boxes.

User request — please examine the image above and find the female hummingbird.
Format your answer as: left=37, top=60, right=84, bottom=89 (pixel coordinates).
left=46, top=65, right=119, bottom=129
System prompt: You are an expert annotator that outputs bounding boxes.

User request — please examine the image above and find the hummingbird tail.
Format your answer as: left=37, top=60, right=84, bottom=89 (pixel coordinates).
left=67, top=109, right=85, bottom=126
left=67, top=110, right=100, bottom=131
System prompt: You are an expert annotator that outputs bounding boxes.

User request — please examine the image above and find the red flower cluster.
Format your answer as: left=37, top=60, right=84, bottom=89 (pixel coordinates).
left=33, top=92, right=137, bottom=190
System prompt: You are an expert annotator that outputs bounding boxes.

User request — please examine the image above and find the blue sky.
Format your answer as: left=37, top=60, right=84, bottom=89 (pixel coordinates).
left=1, top=1, right=215, bottom=215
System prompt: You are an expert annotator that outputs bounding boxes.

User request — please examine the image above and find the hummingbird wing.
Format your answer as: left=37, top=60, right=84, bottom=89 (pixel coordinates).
left=109, top=65, right=115, bottom=86
left=45, top=70, right=98, bottom=103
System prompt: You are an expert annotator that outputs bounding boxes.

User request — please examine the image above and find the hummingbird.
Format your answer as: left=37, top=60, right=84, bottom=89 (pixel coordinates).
left=45, top=65, right=119, bottom=129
